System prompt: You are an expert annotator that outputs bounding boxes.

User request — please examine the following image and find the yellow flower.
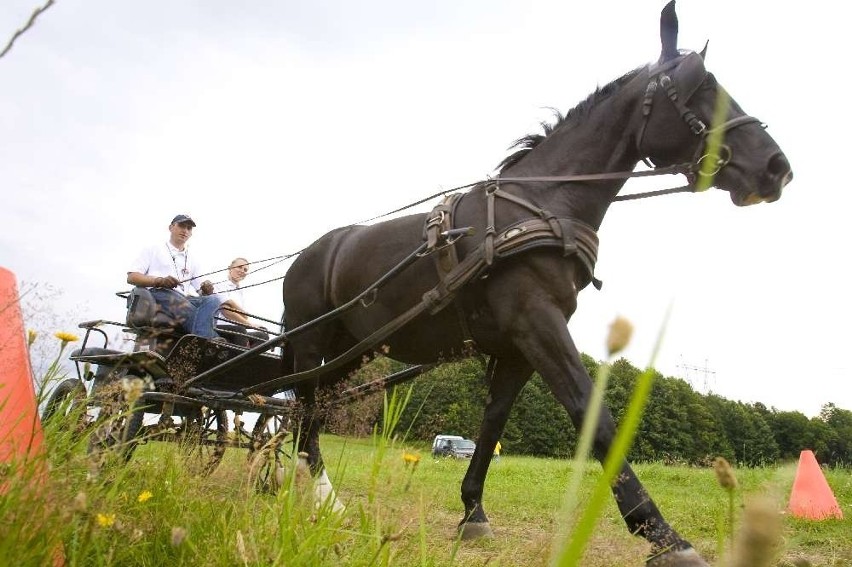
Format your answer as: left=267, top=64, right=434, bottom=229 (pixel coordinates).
left=96, top=513, right=116, bottom=528
left=137, top=490, right=153, bottom=503
left=54, top=331, right=79, bottom=344
left=605, top=316, right=633, bottom=357
left=27, top=329, right=38, bottom=347
left=403, top=452, right=421, bottom=466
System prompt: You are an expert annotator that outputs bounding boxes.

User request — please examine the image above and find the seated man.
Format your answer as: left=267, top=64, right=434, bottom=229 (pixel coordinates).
left=126, top=214, right=223, bottom=339
left=214, top=257, right=269, bottom=347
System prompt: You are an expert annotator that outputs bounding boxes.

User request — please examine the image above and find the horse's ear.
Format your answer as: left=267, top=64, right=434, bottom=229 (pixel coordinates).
left=659, top=0, right=679, bottom=62
left=699, top=40, right=709, bottom=60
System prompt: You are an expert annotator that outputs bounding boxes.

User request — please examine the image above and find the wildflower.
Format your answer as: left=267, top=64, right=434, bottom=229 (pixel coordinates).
left=729, top=496, right=781, bottom=567
left=713, top=456, right=738, bottom=491
left=247, top=394, right=266, bottom=406
left=121, top=377, right=145, bottom=405
left=96, top=513, right=116, bottom=528
left=27, top=329, right=37, bottom=347
left=295, top=452, right=312, bottom=492
left=403, top=452, right=421, bottom=492
left=605, top=316, right=633, bottom=357
left=402, top=452, right=421, bottom=467
left=73, top=491, right=87, bottom=512
left=54, top=331, right=79, bottom=345
left=236, top=530, right=249, bottom=564
left=137, top=490, right=153, bottom=503
left=171, top=526, right=187, bottom=547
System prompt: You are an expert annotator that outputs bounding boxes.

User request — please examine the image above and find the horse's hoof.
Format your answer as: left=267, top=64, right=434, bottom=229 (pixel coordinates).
left=646, top=547, right=710, bottom=567
left=459, top=521, right=493, bottom=540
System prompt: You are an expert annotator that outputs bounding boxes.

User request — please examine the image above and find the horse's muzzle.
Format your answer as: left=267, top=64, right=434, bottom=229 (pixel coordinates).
left=763, top=152, right=793, bottom=202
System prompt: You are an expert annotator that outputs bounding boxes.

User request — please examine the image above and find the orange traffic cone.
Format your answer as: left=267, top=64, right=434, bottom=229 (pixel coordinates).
left=1, top=268, right=64, bottom=564
left=787, top=449, right=843, bottom=520
left=0, top=267, right=46, bottom=486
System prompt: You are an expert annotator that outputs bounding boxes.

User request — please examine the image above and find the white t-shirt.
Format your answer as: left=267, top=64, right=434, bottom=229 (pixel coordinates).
left=213, top=279, right=245, bottom=308
left=128, top=242, right=206, bottom=296
left=213, top=279, right=247, bottom=325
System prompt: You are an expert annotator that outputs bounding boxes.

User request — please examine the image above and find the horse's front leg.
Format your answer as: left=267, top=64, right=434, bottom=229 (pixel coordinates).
left=459, top=355, right=533, bottom=539
left=509, top=306, right=708, bottom=566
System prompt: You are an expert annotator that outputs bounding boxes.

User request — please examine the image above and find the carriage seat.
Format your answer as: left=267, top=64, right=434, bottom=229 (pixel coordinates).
left=69, top=346, right=125, bottom=359
left=125, top=286, right=180, bottom=330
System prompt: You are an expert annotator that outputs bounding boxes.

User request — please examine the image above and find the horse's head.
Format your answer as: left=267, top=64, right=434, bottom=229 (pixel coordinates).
left=636, top=1, right=792, bottom=206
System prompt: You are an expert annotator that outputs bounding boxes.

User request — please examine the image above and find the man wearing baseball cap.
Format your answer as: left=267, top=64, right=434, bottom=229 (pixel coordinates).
left=127, top=214, right=223, bottom=339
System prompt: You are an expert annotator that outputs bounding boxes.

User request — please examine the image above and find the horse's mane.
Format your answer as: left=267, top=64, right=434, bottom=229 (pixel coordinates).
left=497, top=67, right=643, bottom=172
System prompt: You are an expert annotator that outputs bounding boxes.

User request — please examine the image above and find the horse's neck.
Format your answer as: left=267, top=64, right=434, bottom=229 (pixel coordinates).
left=502, top=81, right=644, bottom=230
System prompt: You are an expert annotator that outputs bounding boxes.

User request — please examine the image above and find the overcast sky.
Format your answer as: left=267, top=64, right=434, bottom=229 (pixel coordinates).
left=1, top=1, right=848, bottom=417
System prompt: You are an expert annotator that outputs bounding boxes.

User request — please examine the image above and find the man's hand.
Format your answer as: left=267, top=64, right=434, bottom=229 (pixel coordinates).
left=156, top=276, right=180, bottom=289
left=200, top=281, right=215, bottom=296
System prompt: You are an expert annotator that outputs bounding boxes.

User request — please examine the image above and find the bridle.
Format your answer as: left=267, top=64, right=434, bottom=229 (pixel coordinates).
left=636, top=51, right=763, bottom=182
left=495, top=51, right=764, bottom=200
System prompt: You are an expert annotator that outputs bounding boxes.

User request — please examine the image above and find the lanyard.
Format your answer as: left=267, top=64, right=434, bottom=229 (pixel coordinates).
left=166, top=243, right=189, bottom=291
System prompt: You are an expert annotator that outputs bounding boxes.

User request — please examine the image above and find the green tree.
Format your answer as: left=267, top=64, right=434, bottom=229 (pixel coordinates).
left=819, top=403, right=852, bottom=465
left=397, top=358, right=487, bottom=442
left=767, top=410, right=811, bottom=461
left=505, top=374, right=577, bottom=457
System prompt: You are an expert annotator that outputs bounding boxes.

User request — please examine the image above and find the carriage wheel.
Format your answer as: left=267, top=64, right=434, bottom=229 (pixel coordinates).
left=246, top=413, right=292, bottom=494
left=178, top=407, right=228, bottom=477
left=41, top=378, right=90, bottom=438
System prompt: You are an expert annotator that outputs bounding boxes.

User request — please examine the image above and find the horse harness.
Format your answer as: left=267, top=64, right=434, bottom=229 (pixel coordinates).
left=422, top=187, right=601, bottom=348
left=291, top=51, right=763, bottom=361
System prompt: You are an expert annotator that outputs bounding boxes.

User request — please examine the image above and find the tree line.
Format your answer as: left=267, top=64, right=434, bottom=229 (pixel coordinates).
left=330, top=355, right=851, bottom=467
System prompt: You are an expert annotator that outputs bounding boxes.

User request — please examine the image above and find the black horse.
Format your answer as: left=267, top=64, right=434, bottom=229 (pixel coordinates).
left=282, top=3, right=792, bottom=565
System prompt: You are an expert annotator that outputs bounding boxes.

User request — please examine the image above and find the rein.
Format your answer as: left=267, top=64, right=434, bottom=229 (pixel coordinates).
left=357, top=160, right=699, bottom=228
left=494, top=162, right=697, bottom=202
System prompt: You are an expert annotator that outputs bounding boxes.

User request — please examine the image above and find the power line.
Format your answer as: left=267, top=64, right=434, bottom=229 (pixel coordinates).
left=677, top=357, right=716, bottom=394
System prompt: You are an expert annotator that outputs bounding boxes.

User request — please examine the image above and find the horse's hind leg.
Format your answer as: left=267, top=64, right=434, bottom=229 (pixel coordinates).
left=459, top=355, right=532, bottom=539
left=291, top=327, right=359, bottom=512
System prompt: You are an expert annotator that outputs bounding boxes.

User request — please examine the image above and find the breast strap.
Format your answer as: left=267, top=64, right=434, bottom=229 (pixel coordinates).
left=421, top=189, right=602, bottom=318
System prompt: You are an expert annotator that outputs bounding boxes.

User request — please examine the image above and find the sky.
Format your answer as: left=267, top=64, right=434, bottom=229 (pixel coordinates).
left=1, top=0, right=849, bottom=418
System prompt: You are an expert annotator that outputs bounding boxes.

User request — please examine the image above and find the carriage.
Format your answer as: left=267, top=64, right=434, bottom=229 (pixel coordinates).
left=41, top=3, right=794, bottom=565
left=42, top=283, right=434, bottom=490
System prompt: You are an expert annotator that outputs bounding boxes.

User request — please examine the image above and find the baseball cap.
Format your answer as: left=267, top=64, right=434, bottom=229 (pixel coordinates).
left=171, top=214, right=196, bottom=227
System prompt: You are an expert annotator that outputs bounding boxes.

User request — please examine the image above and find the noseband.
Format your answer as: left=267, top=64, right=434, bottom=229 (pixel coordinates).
left=637, top=53, right=762, bottom=182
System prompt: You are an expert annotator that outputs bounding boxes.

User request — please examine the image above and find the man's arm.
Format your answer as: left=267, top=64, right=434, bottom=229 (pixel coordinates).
left=127, top=272, right=179, bottom=288
left=220, top=299, right=251, bottom=325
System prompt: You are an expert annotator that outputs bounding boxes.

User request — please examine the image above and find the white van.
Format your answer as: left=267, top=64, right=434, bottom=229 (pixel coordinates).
left=432, top=434, right=476, bottom=458
left=432, top=435, right=463, bottom=456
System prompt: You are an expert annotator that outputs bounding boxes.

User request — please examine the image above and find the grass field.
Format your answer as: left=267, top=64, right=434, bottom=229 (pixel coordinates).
left=4, top=423, right=849, bottom=567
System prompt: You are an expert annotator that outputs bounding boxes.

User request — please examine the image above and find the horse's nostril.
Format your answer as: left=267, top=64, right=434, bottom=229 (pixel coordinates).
left=768, top=153, right=791, bottom=179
